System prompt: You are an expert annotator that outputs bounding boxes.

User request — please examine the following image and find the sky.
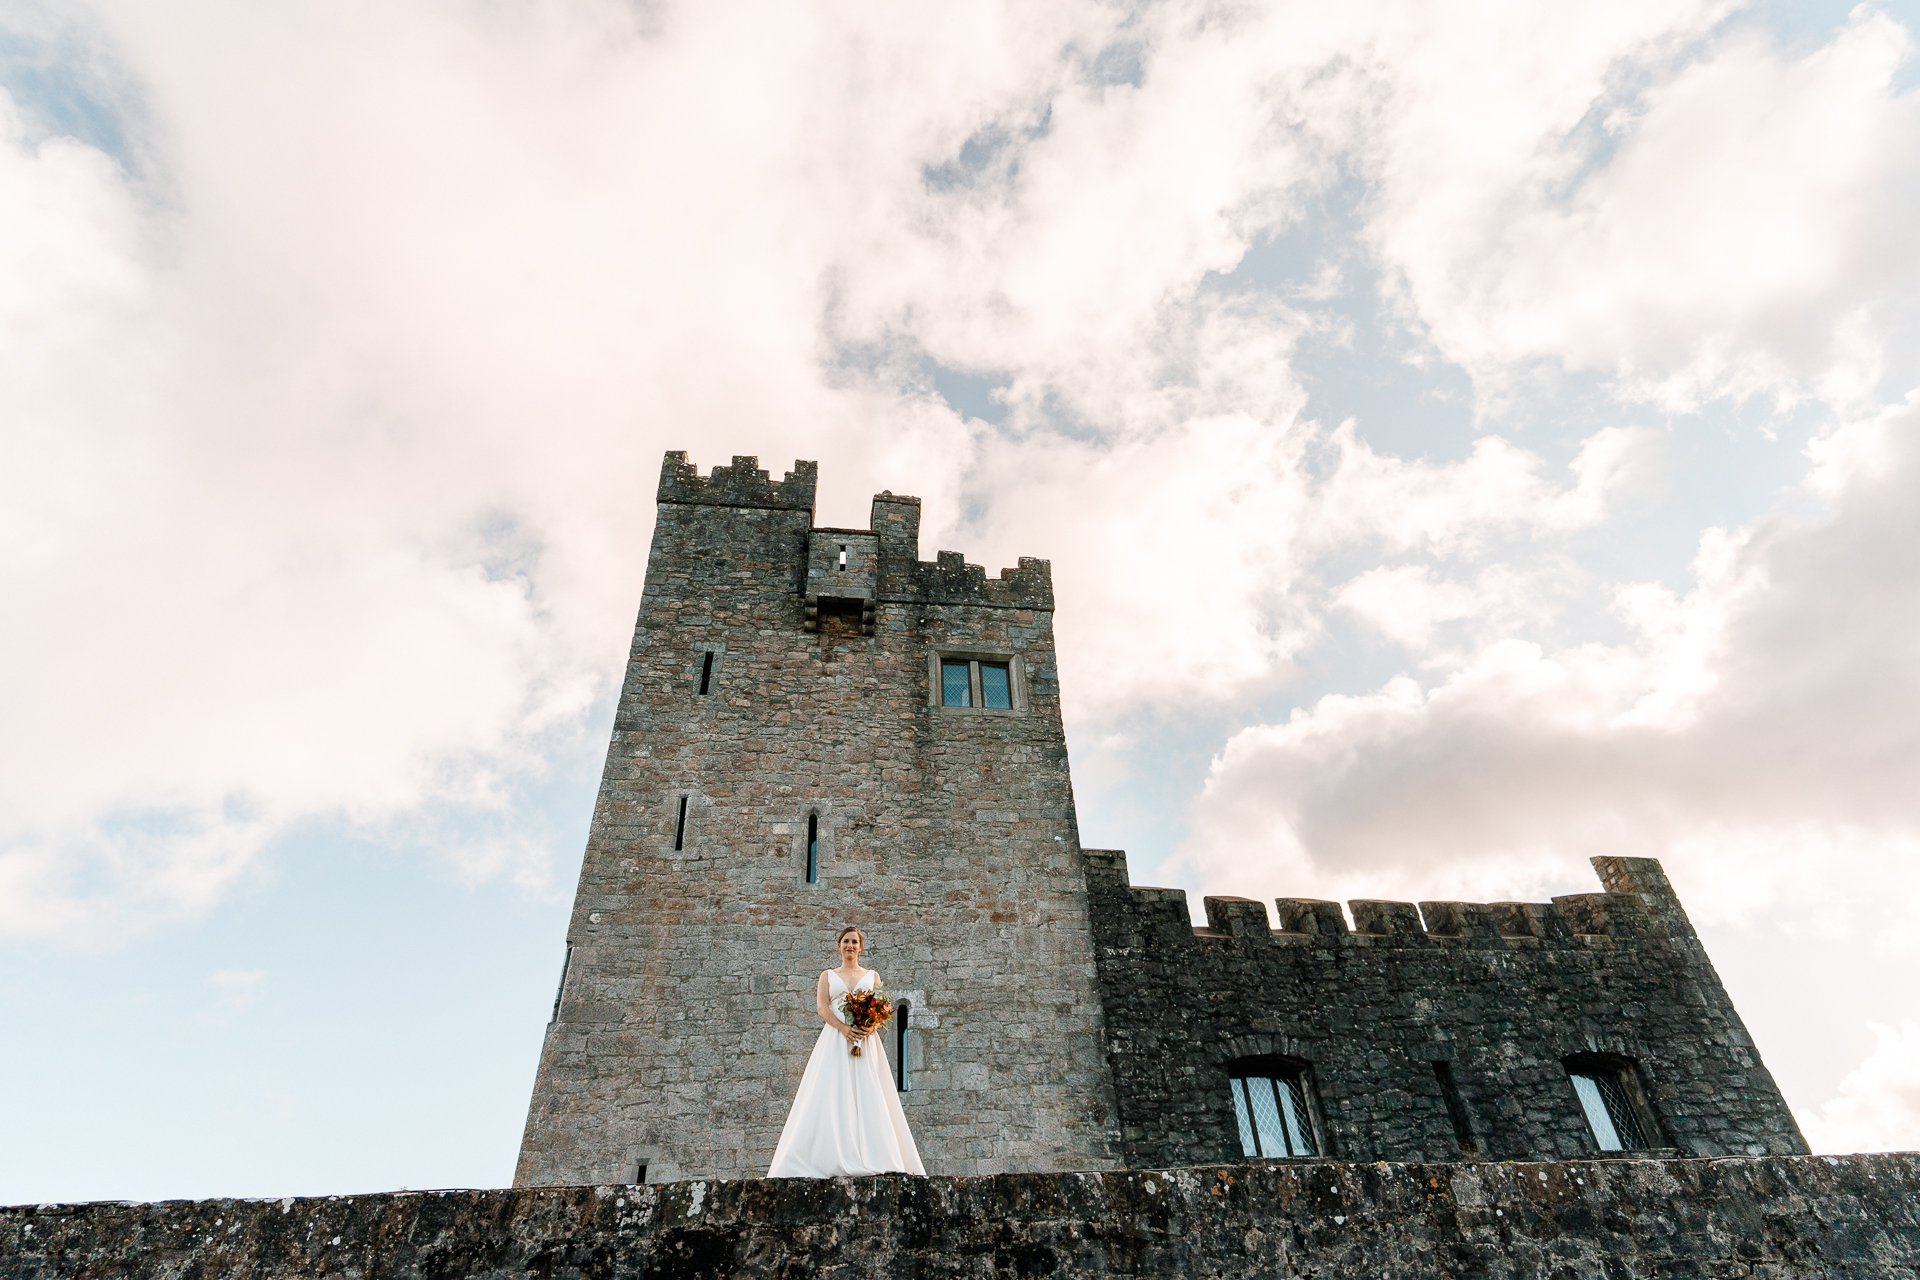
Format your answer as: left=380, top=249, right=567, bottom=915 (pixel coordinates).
left=4, top=0, right=1920, bottom=1203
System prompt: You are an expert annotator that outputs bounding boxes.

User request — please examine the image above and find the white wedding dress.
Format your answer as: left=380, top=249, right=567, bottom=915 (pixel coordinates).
left=766, top=968, right=925, bottom=1178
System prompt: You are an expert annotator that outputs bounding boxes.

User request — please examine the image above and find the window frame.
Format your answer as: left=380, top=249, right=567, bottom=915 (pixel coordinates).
left=1225, top=1055, right=1324, bottom=1159
left=1562, top=1053, right=1661, bottom=1153
left=928, top=650, right=1029, bottom=715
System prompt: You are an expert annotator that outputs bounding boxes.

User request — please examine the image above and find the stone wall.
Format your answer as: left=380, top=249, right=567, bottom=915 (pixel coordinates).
left=9, top=1154, right=1918, bottom=1278
left=1085, top=850, right=1808, bottom=1169
left=513, top=455, right=1120, bottom=1187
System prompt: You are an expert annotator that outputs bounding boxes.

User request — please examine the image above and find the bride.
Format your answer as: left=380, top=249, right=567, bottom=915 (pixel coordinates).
left=766, top=926, right=925, bottom=1178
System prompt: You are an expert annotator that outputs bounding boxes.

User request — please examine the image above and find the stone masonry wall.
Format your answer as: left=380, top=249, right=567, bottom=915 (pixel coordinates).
left=10, top=1154, right=1919, bottom=1278
left=1086, top=850, right=1808, bottom=1169
left=513, top=455, right=1120, bottom=1187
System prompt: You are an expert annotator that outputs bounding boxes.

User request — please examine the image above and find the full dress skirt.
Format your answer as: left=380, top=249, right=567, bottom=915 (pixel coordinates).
left=766, top=970, right=925, bottom=1178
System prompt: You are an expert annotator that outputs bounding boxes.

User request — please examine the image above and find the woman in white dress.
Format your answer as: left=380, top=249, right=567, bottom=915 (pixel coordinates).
left=766, top=926, right=925, bottom=1178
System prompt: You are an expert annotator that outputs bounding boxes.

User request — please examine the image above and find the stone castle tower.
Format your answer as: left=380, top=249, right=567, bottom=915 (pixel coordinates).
left=514, top=453, right=1121, bottom=1185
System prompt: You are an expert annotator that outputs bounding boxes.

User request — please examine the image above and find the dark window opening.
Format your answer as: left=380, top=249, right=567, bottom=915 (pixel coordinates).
left=697, top=651, right=714, bottom=695
left=633, top=1162, right=647, bottom=1185
left=979, top=662, right=1012, bottom=709
left=674, top=796, right=688, bottom=851
left=837, top=544, right=848, bottom=571
left=1564, top=1055, right=1653, bottom=1151
left=941, top=660, right=972, bottom=707
left=1433, top=1061, right=1478, bottom=1153
left=806, top=813, right=819, bottom=884
left=895, top=1002, right=911, bottom=1092
left=549, top=944, right=574, bottom=1024
left=1228, top=1056, right=1319, bottom=1158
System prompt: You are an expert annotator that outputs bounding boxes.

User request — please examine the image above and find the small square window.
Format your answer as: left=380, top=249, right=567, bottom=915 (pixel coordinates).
left=980, top=663, right=1012, bottom=709
left=941, top=661, right=972, bottom=707
left=933, top=654, right=1023, bottom=713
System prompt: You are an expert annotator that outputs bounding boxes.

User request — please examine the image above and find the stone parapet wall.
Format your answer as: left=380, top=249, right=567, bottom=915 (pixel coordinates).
left=9, top=1154, right=1918, bottom=1278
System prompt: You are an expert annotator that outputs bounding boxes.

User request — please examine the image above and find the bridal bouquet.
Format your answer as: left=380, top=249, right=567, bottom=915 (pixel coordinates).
left=839, top=987, right=894, bottom=1057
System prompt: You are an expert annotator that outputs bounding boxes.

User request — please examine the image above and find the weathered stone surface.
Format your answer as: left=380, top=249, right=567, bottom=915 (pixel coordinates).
left=9, top=1154, right=1918, bottom=1278
left=516, top=454, right=1118, bottom=1186
left=519, top=451, right=1810, bottom=1190
left=1089, top=850, right=1808, bottom=1168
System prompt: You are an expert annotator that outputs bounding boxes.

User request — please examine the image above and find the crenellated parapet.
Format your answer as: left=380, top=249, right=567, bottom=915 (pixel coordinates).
left=650, top=456, right=1049, bottom=609
left=1083, top=850, right=1805, bottom=1172
left=1094, top=856, right=1696, bottom=955
left=902, top=553, right=1054, bottom=609
left=865, top=490, right=1054, bottom=608
left=657, top=452, right=818, bottom=512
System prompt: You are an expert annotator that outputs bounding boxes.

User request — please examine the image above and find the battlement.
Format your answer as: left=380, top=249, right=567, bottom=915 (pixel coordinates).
left=650, top=455, right=1049, bottom=609
left=1088, top=854, right=1691, bottom=951
left=656, top=451, right=818, bottom=511
left=904, top=552, right=1054, bottom=609
left=866, top=488, right=1055, bottom=607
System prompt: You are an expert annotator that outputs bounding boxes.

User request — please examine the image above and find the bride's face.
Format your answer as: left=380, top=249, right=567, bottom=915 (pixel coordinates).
left=838, top=931, right=863, bottom=963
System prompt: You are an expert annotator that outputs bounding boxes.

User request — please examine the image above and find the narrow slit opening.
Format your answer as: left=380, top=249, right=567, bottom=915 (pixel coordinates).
left=549, top=944, right=573, bottom=1024
left=698, top=651, right=713, bottom=695
left=806, top=813, right=819, bottom=884
left=674, top=796, right=688, bottom=851
left=896, top=1002, right=911, bottom=1091
left=1433, top=1061, right=1478, bottom=1153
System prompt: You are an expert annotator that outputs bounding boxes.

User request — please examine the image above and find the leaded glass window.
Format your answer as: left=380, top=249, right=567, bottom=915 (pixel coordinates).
left=936, top=655, right=1022, bottom=712
left=1565, top=1057, right=1652, bottom=1151
left=980, top=663, right=1012, bottom=709
left=941, top=661, right=972, bottom=707
left=1227, top=1058, right=1318, bottom=1158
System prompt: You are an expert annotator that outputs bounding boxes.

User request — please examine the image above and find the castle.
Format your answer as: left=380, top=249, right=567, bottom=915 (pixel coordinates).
left=12, top=453, right=1911, bottom=1279
left=513, top=452, right=1806, bottom=1185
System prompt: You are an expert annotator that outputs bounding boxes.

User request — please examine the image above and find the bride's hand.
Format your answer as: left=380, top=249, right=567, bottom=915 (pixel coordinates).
left=839, top=1025, right=863, bottom=1045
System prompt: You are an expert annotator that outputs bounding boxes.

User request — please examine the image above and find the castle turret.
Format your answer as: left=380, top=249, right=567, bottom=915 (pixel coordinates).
left=513, top=454, right=1121, bottom=1185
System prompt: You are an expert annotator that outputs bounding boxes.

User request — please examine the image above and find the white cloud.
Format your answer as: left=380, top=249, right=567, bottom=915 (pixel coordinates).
left=1334, top=562, right=1563, bottom=656
left=4, top=0, right=1918, bottom=958
left=1310, top=424, right=1651, bottom=556
left=1174, top=393, right=1920, bottom=923
left=1374, top=8, right=1920, bottom=410
left=1802, top=1022, right=1920, bottom=1154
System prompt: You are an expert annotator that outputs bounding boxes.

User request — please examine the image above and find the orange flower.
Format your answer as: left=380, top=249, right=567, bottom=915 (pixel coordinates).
left=840, top=988, right=895, bottom=1057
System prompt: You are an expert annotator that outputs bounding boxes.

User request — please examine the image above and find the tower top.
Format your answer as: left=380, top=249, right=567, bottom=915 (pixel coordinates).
left=657, top=452, right=817, bottom=512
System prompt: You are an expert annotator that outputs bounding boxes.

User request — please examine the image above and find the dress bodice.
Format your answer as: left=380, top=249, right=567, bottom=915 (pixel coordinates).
left=828, top=968, right=876, bottom=995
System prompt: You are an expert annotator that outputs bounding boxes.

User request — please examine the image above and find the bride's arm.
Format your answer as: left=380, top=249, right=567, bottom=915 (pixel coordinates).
left=815, top=972, right=861, bottom=1043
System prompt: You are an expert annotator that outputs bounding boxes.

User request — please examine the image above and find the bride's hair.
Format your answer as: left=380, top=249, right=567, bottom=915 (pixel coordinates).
left=837, top=925, right=863, bottom=948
